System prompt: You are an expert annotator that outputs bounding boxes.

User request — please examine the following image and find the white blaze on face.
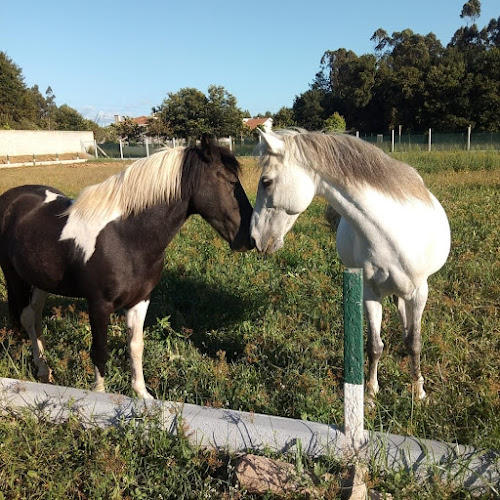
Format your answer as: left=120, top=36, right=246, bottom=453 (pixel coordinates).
left=59, top=209, right=122, bottom=263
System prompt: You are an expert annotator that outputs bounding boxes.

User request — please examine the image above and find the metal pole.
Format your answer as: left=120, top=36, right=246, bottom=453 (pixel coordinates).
left=467, top=125, right=471, bottom=151
left=343, top=268, right=365, bottom=452
left=428, top=128, right=432, bottom=152
left=391, top=129, right=395, bottom=153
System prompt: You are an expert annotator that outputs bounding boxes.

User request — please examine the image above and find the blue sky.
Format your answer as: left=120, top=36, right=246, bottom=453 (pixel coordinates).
left=2, top=1, right=498, bottom=125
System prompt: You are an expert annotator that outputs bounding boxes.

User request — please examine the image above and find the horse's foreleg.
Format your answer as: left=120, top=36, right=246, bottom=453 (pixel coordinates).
left=20, top=288, right=52, bottom=383
left=403, top=283, right=429, bottom=400
left=126, top=300, right=153, bottom=399
left=364, top=298, right=384, bottom=397
left=89, top=301, right=113, bottom=393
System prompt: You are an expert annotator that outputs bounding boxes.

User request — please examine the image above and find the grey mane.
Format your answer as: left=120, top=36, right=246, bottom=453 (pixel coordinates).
left=263, top=130, right=431, bottom=204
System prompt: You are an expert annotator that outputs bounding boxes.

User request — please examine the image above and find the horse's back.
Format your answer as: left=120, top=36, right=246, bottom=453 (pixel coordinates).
left=335, top=191, right=450, bottom=298
left=0, top=185, right=69, bottom=230
left=0, top=185, right=75, bottom=289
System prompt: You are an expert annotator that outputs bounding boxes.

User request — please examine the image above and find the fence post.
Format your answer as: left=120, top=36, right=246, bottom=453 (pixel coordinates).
left=428, top=128, right=432, bottom=152
left=119, top=139, right=124, bottom=160
left=145, top=136, right=150, bottom=157
left=94, top=140, right=98, bottom=158
left=467, top=125, right=471, bottom=151
left=391, top=129, right=395, bottom=153
left=343, top=268, right=365, bottom=452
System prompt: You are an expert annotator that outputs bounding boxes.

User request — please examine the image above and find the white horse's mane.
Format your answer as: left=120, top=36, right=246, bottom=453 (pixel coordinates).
left=66, top=147, right=185, bottom=220
left=262, top=130, right=431, bottom=204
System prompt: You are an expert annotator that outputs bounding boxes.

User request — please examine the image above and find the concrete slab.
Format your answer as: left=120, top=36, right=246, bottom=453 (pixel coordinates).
left=1, top=377, right=498, bottom=494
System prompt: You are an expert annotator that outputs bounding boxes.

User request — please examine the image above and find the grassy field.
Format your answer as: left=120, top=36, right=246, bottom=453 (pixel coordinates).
left=0, top=152, right=499, bottom=498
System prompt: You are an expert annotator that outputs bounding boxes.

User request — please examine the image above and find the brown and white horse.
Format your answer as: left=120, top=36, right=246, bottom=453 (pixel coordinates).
left=0, top=136, right=253, bottom=398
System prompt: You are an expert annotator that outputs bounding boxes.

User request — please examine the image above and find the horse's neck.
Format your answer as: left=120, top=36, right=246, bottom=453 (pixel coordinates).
left=127, top=199, right=190, bottom=251
left=317, top=178, right=416, bottom=236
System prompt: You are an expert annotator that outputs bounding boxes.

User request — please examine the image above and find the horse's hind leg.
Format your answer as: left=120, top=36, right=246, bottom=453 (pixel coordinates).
left=364, top=297, right=384, bottom=397
left=20, top=287, right=52, bottom=383
left=88, top=301, right=113, bottom=393
left=126, top=300, right=153, bottom=399
left=403, top=283, right=429, bottom=400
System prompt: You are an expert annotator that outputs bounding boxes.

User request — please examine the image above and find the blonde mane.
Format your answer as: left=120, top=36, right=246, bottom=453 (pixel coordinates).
left=266, top=130, right=431, bottom=204
left=67, top=147, right=185, bottom=220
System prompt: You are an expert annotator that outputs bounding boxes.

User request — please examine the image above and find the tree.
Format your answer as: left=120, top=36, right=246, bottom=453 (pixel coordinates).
left=111, top=116, right=142, bottom=142
left=146, top=115, right=172, bottom=141
left=207, top=85, right=244, bottom=137
left=460, top=0, right=481, bottom=24
left=53, top=105, right=89, bottom=131
left=0, top=52, right=32, bottom=128
left=293, top=89, right=327, bottom=130
left=273, top=107, right=296, bottom=129
left=157, top=86, right=244, bottom=141
left=324, top=112, right=346, bottom=132
left=158, top=88, right=209, bottom=141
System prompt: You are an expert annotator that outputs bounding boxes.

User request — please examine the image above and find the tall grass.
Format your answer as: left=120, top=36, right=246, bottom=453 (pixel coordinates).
left=0, top=151, right=498, bottom=498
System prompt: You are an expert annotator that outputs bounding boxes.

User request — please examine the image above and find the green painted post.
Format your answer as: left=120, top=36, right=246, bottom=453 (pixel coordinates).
left=343, top=268, right=365, bottom=451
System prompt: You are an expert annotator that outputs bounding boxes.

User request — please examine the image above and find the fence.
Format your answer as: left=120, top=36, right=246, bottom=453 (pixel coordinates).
left=360, top=130, right=500, bottom=152
left=95, top=131, right=500, bottom=160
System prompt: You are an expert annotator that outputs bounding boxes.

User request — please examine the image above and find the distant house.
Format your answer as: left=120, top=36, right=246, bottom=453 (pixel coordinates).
left=113, top=115, right=151, bottom=127
left=131, top=116, right=150, bottom=127
left=243, top=117, right=273, bottom=133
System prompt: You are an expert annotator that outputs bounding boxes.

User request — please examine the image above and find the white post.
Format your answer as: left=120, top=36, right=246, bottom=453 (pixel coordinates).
left=172, top=137, right=176, bottom=148
left=228, top=136, right=233, bottom=151
left=467, top=125, right=471, bottom=151
left=391, top=129, right=395, bottom=153
left=428, top=128, right=432, bottom=152
left=355, top=131, right=359, bottom=138
left=145, top=136, right=150, bottom=157
left=94, top=140, right=98, bottom=158
left=119, top=138, right=124, bottom=160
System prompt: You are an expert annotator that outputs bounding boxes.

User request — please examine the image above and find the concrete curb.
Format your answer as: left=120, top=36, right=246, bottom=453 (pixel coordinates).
left=0, top=159, right=89, bottom=169
left=1, top=377, right=498, bottom=493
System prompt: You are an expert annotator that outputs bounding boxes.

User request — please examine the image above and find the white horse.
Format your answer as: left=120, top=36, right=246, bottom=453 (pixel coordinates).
left=250, top=130, right=450, bottom=399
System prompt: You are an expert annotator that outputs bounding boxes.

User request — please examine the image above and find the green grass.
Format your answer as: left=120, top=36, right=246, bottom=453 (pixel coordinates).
left=0, top=152, right=499, bottom=498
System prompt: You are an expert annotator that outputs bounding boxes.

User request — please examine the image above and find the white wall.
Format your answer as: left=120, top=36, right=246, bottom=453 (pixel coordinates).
left=0, top=130, right=95, bottom=156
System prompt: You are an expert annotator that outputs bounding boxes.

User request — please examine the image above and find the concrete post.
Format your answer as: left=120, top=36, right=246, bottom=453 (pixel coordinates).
left=343, top=268, right=365, bottom=452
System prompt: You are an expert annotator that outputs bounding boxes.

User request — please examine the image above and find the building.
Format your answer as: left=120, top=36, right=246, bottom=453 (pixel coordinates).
left=243, top=117, right=273, bottom=134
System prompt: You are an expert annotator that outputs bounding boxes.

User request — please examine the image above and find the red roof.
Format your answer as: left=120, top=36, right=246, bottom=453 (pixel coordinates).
left=244, top=118, right=271, bottom=130
left=132, top=116, right=150, bottom=126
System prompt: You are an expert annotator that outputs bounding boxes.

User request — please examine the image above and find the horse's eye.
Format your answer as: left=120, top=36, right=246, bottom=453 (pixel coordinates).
left=261, top=177, right=272, bottom=188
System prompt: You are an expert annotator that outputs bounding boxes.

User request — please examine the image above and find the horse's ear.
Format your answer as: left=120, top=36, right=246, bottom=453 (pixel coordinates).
left=258, top=129, right=285, bottom=155
left=200, top=133, right=218, bottom=162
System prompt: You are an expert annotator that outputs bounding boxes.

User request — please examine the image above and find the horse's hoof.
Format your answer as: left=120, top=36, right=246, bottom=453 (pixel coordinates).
left=38, top=370, right=54, bottom=384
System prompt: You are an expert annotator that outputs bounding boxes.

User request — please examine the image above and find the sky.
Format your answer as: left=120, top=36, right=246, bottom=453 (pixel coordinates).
left=2, top=0, right=498, bottom=126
